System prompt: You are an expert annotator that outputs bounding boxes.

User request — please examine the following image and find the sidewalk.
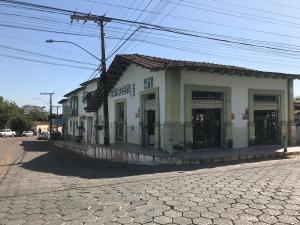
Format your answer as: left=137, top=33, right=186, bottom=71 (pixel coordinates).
left=52, top=140, right=300, bottom=165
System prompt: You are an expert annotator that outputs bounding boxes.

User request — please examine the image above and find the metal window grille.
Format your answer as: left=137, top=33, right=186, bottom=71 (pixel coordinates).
left=253, top=95, right=279, bottom=110
left=144, top=93, right=156, bottom=111
left=192, top=91, right=224, bottom=109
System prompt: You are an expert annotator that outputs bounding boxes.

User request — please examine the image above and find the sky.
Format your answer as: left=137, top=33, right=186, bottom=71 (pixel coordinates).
left=1, top=0, right=300, bottom=113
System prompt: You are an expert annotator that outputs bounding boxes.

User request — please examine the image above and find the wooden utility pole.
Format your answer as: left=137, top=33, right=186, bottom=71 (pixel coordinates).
left=40, top=92, right=55, bottom=138
left=52, top=106, right=61, bottom=115
left=71, top=14, right=111, bottom=145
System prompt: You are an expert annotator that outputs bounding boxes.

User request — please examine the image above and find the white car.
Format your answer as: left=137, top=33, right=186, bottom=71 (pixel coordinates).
left=0, top=129, right=16, bottom=137
left=38, top=132, right=49, bottom=140
left=22, top=131, right=34, bottom=137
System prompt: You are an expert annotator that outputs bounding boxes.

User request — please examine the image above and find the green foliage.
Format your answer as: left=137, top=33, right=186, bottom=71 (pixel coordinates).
left=0, top=96, right=44, bottom=130
left=0, top=96, right=23, bottom=129
left=22, top=105, right=48, bottom=121
left=9, top=115, right=32, bottom=132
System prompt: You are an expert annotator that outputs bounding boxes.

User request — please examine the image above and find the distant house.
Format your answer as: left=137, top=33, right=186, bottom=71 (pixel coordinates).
left=86, top=54, right=298, bottom=153
left=31, top=121, right=49, bottom=134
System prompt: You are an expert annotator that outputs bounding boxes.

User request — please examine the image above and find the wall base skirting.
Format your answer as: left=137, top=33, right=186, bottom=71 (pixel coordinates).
left=52, top=141, right=300, bottom=166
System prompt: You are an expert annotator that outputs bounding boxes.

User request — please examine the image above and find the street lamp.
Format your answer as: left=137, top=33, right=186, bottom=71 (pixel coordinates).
left=46, top=39, right=101, bottom=62
left=46, top=39, right=109, bottom=145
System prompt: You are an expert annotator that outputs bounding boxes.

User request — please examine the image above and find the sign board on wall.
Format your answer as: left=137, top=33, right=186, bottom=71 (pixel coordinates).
left=111, top=84, right=131, bottom=97
left=144, top=77, right=153, bottom=89
left=242, top=108, right=249, bottom=120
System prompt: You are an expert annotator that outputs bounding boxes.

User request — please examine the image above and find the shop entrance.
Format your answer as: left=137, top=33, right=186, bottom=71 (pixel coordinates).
left=86, top=117, right=93, bottom=144
left=192, top=108, right=222, bottom=149
left=144, top=93, right=156, bottom=146
left=254, top=110, right=279, bottom=145
left=116, top=102, right=125, bottom=142
left=191, top=91, right=224, bottom=149
left=146, top=110, right=155, bottom=145
left=253, top=95, right=280, bottom=145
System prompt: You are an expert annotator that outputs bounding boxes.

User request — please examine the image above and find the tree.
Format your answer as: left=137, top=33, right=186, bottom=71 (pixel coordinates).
left=0, top=97, right=22, bottom=129
left=9, top=115, right=32, bottom=132
left=22, top=105, right=48, bottom=121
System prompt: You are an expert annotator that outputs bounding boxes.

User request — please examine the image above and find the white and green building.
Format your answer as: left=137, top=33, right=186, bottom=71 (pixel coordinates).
left=84, top=54, right=299, bottom=154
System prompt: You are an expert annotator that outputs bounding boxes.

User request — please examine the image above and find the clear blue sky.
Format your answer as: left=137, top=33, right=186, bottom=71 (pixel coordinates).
left=1, top=0, right=300, bottom=113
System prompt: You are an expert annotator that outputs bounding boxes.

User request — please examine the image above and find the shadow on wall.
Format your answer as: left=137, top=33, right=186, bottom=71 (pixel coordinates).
left=20, top=140, right=289, bottom=180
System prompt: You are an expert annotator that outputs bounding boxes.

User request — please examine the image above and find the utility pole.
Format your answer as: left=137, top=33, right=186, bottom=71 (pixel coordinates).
left=40, top=92, right=55, bottom=139
left=71, top=14, right=111, bottom=145
left=52, top=106, right=61, bottom=115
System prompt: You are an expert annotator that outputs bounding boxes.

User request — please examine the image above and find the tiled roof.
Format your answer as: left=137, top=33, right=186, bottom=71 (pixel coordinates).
left=80, top=77, right=100, bottom=87
left=63, top=87, right=84, bottom=98
left=119, top=54, right=300, bottom=78
left=58, top=99, right=68, bottom=104
left=85, top=54, right=300, bottom=111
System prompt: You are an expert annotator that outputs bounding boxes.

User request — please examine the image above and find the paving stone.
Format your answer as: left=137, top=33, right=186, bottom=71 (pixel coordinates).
left=172, top=216, right=192, bottom=225
left=213, top=218, right=233, bottom=225
left=134, top=215, right=153, bottom=224
left=163, top=210, right=182, bottom=218
left=258, top=214, right=279, bottom=224
left=192, top=217, right=212, bottom=225
left=2, top=139, right=300, bottom=225
left=277, top=215, right=300, bottom=224
left=153, top=216, right=172, bottom=224
left=182, top=211, right=200, bottom=219
left=201, top=211, right=220, bottom=219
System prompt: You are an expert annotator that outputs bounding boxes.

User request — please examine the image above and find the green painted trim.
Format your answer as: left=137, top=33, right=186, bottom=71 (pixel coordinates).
left=184, top=84, right=232, bottom=148
left=248, top=89, right=286, bottom=146
left=139, top=87, right=160, bottom=149
left=163, top=69, right=181, bottom=153
left=287, top=79, right=296, bottom=145
left=165, top=69, right=181, bottom=122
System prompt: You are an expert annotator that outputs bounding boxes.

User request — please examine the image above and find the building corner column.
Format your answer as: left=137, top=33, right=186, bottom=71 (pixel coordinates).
left=163, top=69, right=181, bottom=154
left=288, top=79, right=296, bottom=146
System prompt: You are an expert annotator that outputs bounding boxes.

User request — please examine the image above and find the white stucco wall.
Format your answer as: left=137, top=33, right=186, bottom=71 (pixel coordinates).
left=81, top=81, right=98, bottom=143
left=180, top=70, right=288, bottom=148
left=106, top=64, right=165, bottom=145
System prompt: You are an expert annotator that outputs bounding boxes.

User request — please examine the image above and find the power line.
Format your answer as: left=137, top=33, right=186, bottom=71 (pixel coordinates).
left=258, top=0, right=300, bottom=11
left=0, top=44, right=98, bottom=66
left=206, top=0, right=300, bottom=21
left=4, top=0, right=300, bottom=65
left=159, top=0, right=300, bottom=29
left=0, top=53, right=95, bottom=70
left=107, top=0, right=154, bottom=57
left=0, top=22, right=98, bottom=37
left=83, top=0, right=300, bottom=41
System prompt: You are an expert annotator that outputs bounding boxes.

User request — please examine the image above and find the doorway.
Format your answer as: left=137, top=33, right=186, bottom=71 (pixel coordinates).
left=143, top=93, right=156, bottom=146
left=254, top=110, right=279, bottom=145
left=86, top=117, right=93, bottom=144
left=146, top=110, right=155, bottom=145
left=253, top=95, right=280, bottom=145
left=192, top=108, right=222, bottom=149
left=116, top=102, right=125, bottom=142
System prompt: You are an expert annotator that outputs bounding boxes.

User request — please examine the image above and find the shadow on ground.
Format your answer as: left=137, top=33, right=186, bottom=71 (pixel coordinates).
left=20, top=140, right=289, bottom=179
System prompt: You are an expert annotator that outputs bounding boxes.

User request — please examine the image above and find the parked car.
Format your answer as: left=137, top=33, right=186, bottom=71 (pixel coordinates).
left=37, top=132, right=49, bottom=140
left=22, top=131, right=34, bottom=137
left=0, top=129, right=16, bottom=138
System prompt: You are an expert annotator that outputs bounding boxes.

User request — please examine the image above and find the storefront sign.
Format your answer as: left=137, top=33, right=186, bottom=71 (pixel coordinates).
left=242, top=108, right=249, bottom=120
left=111, top=84, right=131, bottom=97
left=144, top=77, right=153, bottom=89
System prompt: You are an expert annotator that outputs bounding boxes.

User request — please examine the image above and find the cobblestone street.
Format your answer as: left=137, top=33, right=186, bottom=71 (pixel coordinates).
left=0, top=137, right=300, bottom=225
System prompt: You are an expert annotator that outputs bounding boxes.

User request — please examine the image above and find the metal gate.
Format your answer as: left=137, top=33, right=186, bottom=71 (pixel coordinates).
left=144, top=93, right=156, bottom=145
left=192, top=91, right=223, bottom=149
left=253, top=95, right=280, bottom=145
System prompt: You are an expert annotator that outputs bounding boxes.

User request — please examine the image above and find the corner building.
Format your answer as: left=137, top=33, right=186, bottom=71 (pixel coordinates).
left=86, top=54, right=298, bottom=154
